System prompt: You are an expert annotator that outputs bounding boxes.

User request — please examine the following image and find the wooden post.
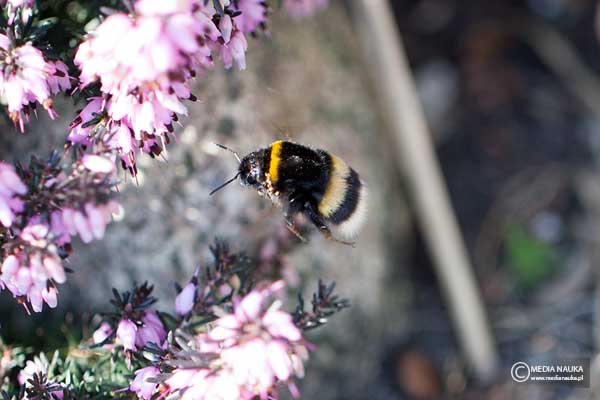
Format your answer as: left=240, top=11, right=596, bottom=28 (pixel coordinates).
left=350, top=0, right=500, bottom=381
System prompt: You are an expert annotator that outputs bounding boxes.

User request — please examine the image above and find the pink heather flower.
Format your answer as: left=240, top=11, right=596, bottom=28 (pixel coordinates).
left=67, top=97, right=103, bottom=146
left=117, top=318, right=138, bottom=351
left=130, top=366, right=160, bottom=400
left=0, top=162, right=27, bottom=227
left=75, top=9, right=219, bottom=97
left=161, top=282, right=308, bottom=400
left=81, top=154, right=115, bottom=174
left=71, top=2, right=253, bottom=174
left=18, top=358, right=47, bottom=386
left=114, top=311, right=166, bottom=353
left=175, top=282, right=196, bottom=315
left=0, top=34, right=71, bottom=131
left=47, top=61, right=71, bottom=94
left=135, top=311, right=167, bottom=348
left=0, top=154, right=118, bottom=313
left=233, top=0, right=268, bottom=33
left=93, top=322, right=113, bottom=344
left=209, top=283, right=306, bottom=397
left=18, top=356, right=64, bottom=399
left=4, top=0, right=35, bottom=24
left=163, top=368, right=243, bottom=400
left=283, top=0, right=328, bottom=19
left=134, top=0, right=201, bottom=16
left=50, top=200, right=119, bottom=245
left=0, top=195, right=117, bottom=313
left=0, top=229, right=65, bottom=313
left=219, top=29, right=248, bottom=70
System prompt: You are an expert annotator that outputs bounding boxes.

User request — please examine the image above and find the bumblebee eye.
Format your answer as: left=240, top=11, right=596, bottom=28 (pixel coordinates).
left=246, top=175, right=256, bottom=185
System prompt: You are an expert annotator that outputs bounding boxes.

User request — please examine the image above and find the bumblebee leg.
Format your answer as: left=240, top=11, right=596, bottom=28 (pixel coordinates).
left=284, top=216, right=308, bottom=243
left=280, top=191, right=310, bottom=243
left=304, top=202, right=355, bottom=247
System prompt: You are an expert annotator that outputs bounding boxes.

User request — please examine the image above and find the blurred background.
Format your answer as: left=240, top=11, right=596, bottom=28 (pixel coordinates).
left=3, top=0, right=600, bottom=398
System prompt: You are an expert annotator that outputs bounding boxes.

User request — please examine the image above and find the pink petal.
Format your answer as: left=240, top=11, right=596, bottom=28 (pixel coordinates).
left=117, top=319, right=137, bottom=351
left=236, top=291, right=263, bottom=321
left=61, top=208, right=78, bottom=236
left=73, top=211, right=94, bottom=243
left=29, top=289, right=43, bottom=312
left=0, top=198, right=15, bottom=227
left=0, top=34, right=9, bottom=50
left=43, top=256, right=66, bottom=284
left=30, top=255, right=48, bottom=288
left=1, top=255, right=19, bottom=278
left=219, top=14, right=233, bottom=43
left=267, top=341, right=292, bottom=381
left=85, top=203, right=106, bottom=239
left=263, top=310, right=301, bottom=341
left=164, top=369, right=197, bottom=390
left=209, top=326, right=237, bottom=341
left=0, top=168, right=27, bottom=194
left=130, top=366, right=160, bottom=400
left=166, top=15, right=199, bottom=53
left=42, top=286, right=58, bottom=308
left=82, top=155, right=115, bottom=174
left=175, top=282, right=196, bottom=315
left=16, top=267, right=32, bottom=295
left=93, top=322, right=113, bottom=344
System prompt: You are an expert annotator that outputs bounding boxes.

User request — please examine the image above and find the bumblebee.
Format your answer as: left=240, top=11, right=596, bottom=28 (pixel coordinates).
left=210, top=140, right=368, bottom=245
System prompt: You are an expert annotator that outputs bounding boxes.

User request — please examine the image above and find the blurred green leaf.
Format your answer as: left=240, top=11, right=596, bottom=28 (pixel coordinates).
left=504, top=223, right=557, bottom=289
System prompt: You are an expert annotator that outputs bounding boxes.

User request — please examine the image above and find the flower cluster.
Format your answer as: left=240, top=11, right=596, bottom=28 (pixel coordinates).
left=174, top=239, right=251, bottom=317
left=232, top=0, right=269, bottom=34
left=69, top=0, right=254, bottom=176
left=0, top=153, right=118, bottom=313
left=92, top=282, right=167, bottom=354
left=18, top=354, right=65, bottom=400
left=2, top=0, right=35, bottom=24
left=2, top=241, right=348, bottom=399
left=133, top=282, right=309, bottom=400
left=0, top=32, right=71, bottom=132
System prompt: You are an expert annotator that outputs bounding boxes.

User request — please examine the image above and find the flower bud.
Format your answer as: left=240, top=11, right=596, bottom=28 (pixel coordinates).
left=175, top=282, right=196, bottom=315
left=117, top=319, right=138, bottom=351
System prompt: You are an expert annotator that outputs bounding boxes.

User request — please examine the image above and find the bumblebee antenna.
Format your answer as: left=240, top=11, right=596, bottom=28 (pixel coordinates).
left=214, top=143, right=241, bottom=163
left=209, top=172, right=240, bottom=196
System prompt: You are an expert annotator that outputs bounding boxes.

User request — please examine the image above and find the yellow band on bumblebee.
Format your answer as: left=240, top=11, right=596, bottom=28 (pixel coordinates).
left=269, top=140, right=284, bottom=183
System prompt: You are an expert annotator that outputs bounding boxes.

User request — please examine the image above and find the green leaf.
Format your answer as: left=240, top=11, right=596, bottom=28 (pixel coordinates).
left=504, top=223, right=558, bottom=288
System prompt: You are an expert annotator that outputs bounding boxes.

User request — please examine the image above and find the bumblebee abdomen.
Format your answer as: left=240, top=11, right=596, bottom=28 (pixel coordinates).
left=319, top=154, right=367, bottom=239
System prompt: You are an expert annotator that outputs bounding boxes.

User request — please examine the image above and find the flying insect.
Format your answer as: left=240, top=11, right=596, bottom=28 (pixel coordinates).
left=210, top=140, right=367, bottom=245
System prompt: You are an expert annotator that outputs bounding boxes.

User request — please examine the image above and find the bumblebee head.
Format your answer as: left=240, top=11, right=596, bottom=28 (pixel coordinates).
left=209, top=143, right=265, bottom=196
left=239, top=152, right=263, bottom=187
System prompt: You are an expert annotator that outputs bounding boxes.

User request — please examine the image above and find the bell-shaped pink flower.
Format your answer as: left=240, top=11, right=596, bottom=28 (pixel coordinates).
left=0, top=35, right=71, bottom=131
left=175, top=282, right=196, bottom=315
left=117, top=318, right=138, bottom=351
left=81, top=155, right=115, bottom=174
left=233, top=0, right=268, bottom=33
left=130, top=366, right=160, bottom=400
left=166, top=282, right=310, bottom=399
left=93, top=322, right=113, bottom=344
left=136, top=311, right=166, bottom=348
left=220, top=30, right=248, bottom=70
left=0, top=163, right=27, bottom=227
